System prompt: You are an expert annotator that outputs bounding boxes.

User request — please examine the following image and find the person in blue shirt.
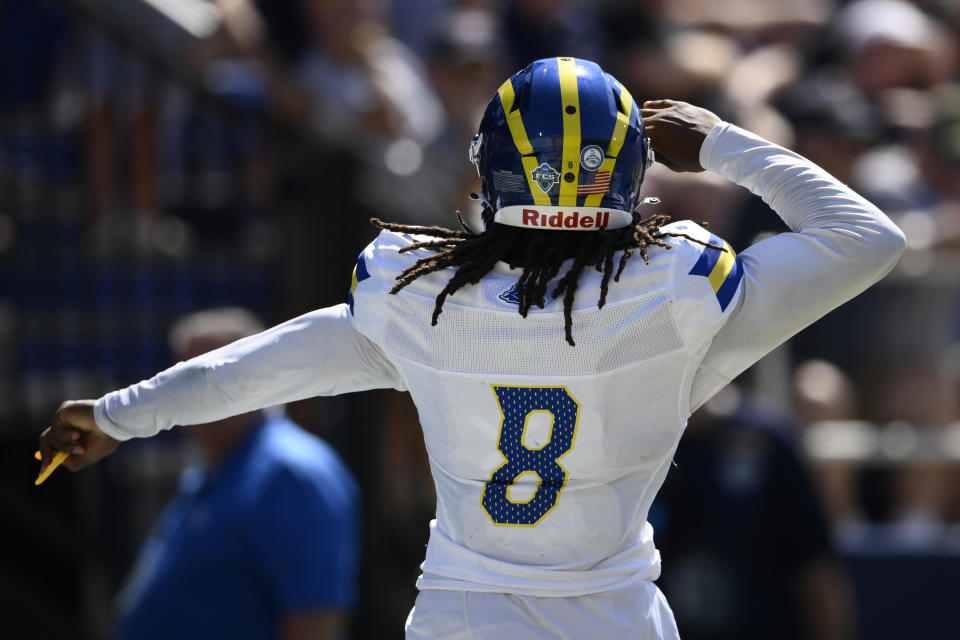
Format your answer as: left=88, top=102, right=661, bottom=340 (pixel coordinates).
left=650, top=390, right=854, bottom=640
left=113, top=308, right=361, bottom=640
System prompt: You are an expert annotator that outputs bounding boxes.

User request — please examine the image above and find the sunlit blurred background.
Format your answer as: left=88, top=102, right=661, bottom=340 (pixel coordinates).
left=2, top=0, right=960, bottom=638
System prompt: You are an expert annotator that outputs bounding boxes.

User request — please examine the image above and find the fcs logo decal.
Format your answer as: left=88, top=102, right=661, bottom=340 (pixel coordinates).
left=531, top=163, right=560, bottom=193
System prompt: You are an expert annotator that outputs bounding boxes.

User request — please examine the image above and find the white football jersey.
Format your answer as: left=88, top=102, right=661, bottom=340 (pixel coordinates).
left=349, top=223, right=740, bottom=596
left=94, top=123, right=905, bottom=601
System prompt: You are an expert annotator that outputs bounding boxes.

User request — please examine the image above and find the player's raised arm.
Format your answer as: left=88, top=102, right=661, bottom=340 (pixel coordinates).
left=38, top=304, right=405, bottom=472
left=642, top=100, right=906, bottom=410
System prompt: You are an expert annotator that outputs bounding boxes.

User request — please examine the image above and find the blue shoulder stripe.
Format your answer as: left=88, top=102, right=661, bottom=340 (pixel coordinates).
left=348, top=255, right=371, bottom=315
left=688, top=233, right=743, bottom=311
left=715, top=254, right=743, bottom=311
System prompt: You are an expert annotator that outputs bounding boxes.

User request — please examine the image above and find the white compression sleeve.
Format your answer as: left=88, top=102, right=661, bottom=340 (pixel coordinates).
left=94, top=304, right=406, bottom=440
left=689, top=123, right=905, bottom=411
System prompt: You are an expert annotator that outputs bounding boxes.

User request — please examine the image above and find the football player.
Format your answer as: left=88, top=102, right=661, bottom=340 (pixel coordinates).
left=39, top=58, right=904, bottom=639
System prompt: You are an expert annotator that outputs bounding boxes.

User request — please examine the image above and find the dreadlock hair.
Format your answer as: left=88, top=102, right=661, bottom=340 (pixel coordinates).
left=370, top=211, right=720, bottom=346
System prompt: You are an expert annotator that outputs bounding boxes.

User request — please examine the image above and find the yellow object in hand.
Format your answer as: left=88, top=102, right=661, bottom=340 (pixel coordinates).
left=34, top=450, right=69, bottom=486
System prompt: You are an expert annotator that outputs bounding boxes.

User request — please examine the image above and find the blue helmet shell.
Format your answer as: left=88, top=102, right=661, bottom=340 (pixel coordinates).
left=470, top=57, right=651, bottom=229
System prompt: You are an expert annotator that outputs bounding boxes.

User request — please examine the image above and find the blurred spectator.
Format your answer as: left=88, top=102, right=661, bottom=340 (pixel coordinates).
left=847, top=83, right=960, bottom=543
left=792, top=359, right=866, bottom=541
left=834, top=0, right=956, bottom=96
left=921, top=85, right=960, bottom=205
left=57, top=26, right=161, bottom=228
left=663, top=0, right=836, bottom=44
left=368, top=390, right=437, bottom=634
left=113, top=308, right=361, bottom=640
left=637, top=164, right=748, bottom=242
left=200, top=0, right=451, bottom=233
left=608, top=20, right=739, bottom=112
left=652, top=388, right=855, bottom=640
left=871, top=365, right=956, bottom=543
left=295, top=0, right=444, bottom=145
left=504, top=0, right=607, bottom=71
left=376, top=6, right=507, bottom=227
left=772, top=74, right=882, bottom=184
left=200, top=0, right=444, bottom=145
left=796, top=356, right=959, bottom=546
left=389, top=0, right=454, bottom=57
left=851, top=84, right=960, bottom=259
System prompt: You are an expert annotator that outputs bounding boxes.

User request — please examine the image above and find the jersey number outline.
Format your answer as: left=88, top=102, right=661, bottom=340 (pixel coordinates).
left=482, top=385, right=580, bottom=526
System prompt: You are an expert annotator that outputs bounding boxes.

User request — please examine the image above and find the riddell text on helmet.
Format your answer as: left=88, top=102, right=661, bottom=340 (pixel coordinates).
left=522, top=209, right=611, bottom=229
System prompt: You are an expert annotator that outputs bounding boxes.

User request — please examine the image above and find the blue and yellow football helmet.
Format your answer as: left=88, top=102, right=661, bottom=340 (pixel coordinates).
left=469, top=57, right=653, bottom=232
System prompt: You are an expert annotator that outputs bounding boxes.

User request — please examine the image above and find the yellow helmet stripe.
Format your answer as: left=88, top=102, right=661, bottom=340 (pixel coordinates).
left=498, top=77, right=551, bottom=206
left=557, top=57, right=581, bottom=206
left=584, top=83, right=635, bottom=207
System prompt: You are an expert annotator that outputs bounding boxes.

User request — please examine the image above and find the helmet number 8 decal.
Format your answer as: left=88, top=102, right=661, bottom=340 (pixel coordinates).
left=482, top=386, right=579, bottom=526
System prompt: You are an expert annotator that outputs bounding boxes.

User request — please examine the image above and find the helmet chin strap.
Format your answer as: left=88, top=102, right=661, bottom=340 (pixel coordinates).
left=480, top=201, right=495, bottom=230
left=467, top=192, right=495, bottom=231
left=630, top=196, right=662, bottom=224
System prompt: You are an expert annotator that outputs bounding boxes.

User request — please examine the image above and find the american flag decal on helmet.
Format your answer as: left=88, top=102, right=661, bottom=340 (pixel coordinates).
left=577, top=171, right=611, bottom=195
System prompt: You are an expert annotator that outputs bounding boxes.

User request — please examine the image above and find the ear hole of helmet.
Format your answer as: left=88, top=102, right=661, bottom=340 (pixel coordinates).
left=514, top=69, right=535, bottom=113
left=612, top=88, right=628, bottom=117
left=629, top=167, right=643, bottom=201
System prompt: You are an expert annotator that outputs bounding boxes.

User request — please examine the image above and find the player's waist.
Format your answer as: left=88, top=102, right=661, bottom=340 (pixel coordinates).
left=416, top=520, right=661, bottom=598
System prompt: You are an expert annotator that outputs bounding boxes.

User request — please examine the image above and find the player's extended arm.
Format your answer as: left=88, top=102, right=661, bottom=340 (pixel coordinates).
left=38, top=400, right=119, bottom=474
left=38, top=304, right=405, bottom=472
left=667, top=107, right=906, bottom=409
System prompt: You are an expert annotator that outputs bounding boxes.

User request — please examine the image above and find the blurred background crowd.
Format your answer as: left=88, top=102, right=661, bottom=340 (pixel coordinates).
left=3, top=0, right=960, bottom=638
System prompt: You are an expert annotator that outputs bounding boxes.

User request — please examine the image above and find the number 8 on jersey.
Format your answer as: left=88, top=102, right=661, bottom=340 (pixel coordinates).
left=482, top=386, right=580, bottom=526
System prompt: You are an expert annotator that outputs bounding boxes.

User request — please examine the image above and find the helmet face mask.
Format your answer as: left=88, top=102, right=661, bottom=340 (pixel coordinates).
left=470, top=57, right=651, bottom=232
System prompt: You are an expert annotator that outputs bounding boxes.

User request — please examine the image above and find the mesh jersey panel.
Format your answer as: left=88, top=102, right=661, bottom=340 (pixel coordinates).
left=384, top=289, right=684, bottom=376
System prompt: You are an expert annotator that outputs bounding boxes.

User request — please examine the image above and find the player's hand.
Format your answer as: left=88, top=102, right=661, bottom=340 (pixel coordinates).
left=38, top=400, right=119, bottom=473
left=641, top=100, right=721, bottom=173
